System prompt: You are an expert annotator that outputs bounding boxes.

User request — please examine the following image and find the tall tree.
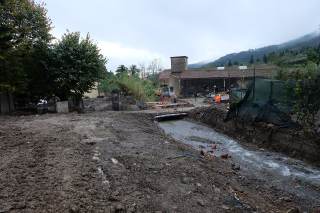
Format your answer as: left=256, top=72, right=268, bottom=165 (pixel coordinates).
left=263, top=54, right=268, bottom=64
left=116, top=65, right=128, bottom=76
left=129, top=65, right=140, bottom=76
left=49, top=32, right=107, bottom=101
left=0, top=0, right=52, bottom=96
left=249, top=55, right=254, bottom=65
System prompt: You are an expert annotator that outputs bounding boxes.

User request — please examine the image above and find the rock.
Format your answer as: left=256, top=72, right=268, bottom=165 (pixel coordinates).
left=221, top=153, right=230, bottom=159
left=181, top=177, right=190, bottom=184
left=280, top=196, right=292, bottom=202
left=197, top=199, right=205, bottom=206
left=69, top=206, right=79, bottom=213
left=213, top=185, right=221, bottom=193
left=267, top=123, right=274, bottom=128
left=199, top=145, right=205, bottom=149
left=222, top=205, right=230, bottom=210
left=200, top=150, right=205, bottom=156
left=86, top=140, right=96, bottom=145
left=115, top=203, right=125, bottom=211
left=111, top=158, right=119, bottom=164
left=286, top=207, right=300, bottom=213
left=196, top=183, right=202, bottom=187
left=127, top=203, right=137, bottom=213
left=108, top=196, right=120, bottom=202
left=231, top=163, right=240, bottom=171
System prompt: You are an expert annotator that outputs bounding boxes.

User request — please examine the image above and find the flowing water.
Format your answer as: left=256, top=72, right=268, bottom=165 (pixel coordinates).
left=159, top=120, right=320, bottom=203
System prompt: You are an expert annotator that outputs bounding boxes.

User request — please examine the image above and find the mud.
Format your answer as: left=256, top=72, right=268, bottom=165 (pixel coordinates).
left=0, top=111, right=319, bottom=212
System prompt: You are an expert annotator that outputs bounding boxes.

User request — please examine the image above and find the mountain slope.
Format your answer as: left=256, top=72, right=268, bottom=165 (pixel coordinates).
left=191, top=31, right=320, bottom=68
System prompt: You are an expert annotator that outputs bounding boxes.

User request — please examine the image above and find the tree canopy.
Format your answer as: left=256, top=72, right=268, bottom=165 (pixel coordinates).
left=49, top=32, right=107, bottom=100
left=0, top=0, right=52, bottom=95
left=1, top=0, right=109, bottom=105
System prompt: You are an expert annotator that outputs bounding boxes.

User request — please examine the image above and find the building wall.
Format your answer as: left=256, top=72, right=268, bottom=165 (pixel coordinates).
left=168, top=76, right=181, bottom=96
left=180, top=78, right=243, bottom=97
left=171, top=56, right=188, bottom=73
left=84, top=82, right=103, bottom=98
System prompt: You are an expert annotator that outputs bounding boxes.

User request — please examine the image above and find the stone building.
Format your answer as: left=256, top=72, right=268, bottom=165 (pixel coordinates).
left=159, top=56, right=275, bottom=97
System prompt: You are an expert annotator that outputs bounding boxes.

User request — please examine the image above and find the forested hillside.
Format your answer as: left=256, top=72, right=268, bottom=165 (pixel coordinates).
left=190, top=32, right=320, bottom=68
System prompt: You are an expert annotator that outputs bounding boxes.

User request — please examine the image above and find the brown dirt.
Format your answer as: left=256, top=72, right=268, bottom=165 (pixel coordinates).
left=0, top=111, right=317, bottom=212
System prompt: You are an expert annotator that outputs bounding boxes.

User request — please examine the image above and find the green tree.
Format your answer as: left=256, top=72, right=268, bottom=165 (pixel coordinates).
left=116, top=65, right=128, bottom=76
left=307, top=45, right=320, bottom=65
left=263, top=54, right=268, bottom=64
left=227, top=60, right=232, bottom=67
left=0, top=0, right=52, bottom=95
left=49, top=32, right=107, bottom=101
left=129, top=65, right=140, bottom=76
left=98, top=72, right=119, bottom=94
left=249, top=54, right=254, bottom=64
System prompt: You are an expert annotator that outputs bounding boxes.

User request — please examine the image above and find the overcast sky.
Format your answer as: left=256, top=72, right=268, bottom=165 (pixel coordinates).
left=43, top=0, right=320, bottom=70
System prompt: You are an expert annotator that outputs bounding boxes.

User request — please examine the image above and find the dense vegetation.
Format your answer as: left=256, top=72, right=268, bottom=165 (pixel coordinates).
left=0, top=0, right=52, bottom=98
left=98, top=65, right=158, bottom=102
left=270, top=45, right=320, bottom=130
left=0, top=0, right=107, bottom=106
left=0, top=0, right=160, bottom=109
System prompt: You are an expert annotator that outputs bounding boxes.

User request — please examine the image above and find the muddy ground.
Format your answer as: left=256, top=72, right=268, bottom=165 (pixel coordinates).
left=0, top=111, right=319, bottom=212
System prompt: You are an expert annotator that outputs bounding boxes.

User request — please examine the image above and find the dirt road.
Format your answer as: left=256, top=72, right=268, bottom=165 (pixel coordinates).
left=0, top=112, right=318, bottom=212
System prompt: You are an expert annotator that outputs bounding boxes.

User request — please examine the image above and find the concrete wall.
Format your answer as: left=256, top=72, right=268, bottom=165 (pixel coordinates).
left=168, top=76, right=181, bottom=96
left=56, top=101, right=69, bottom=113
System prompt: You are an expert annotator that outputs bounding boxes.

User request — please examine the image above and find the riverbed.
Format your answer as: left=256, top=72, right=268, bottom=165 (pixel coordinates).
left=159, top=119, right=320, bottom=205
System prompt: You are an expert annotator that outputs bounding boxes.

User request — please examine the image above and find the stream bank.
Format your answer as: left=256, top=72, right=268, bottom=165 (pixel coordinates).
left=188, top=106, right=320, bottom=166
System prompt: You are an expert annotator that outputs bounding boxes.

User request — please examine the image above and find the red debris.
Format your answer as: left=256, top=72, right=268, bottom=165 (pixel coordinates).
left=220, top=154, right=230, bottom=159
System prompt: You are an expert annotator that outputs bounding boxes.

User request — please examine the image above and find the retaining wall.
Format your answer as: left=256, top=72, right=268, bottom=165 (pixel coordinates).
left=189, top=107, right=320, bottom=166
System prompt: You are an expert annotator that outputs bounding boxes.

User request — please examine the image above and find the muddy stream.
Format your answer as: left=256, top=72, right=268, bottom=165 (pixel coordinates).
left=159, top=120, right=320, bottom=204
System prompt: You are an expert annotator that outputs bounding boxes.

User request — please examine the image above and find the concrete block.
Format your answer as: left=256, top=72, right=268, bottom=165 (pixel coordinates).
left=56, top=101, right=69, bottom=113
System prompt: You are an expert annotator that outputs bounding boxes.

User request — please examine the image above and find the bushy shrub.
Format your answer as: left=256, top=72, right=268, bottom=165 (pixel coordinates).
left=99, top=73, right=157, bottom=102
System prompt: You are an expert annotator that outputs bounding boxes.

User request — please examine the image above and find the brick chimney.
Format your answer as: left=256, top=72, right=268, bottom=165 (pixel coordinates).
left=170, top=56, right=188, bottom=73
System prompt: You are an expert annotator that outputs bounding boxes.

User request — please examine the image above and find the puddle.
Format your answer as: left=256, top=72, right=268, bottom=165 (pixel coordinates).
left=159, top=120, right=320, bottom=202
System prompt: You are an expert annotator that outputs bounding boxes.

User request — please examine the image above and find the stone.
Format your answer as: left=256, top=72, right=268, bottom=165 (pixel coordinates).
left=280, top=196, right=292, bottom=202
left=286, top=207, right=300, bottom=213
left=69, top=206, right=79, bottom=213
left=221, top=153, right=230, bottom=159
left=231, top=163, right=241, bottom=171
left=56, top=101, right=69, bottom=113
left=197, top=199, right=205, bottom=206
left=181, top=177, right=190, bottom=184
left=115, top=203, right=125, bottom=211
left=111, top=158, right=119, bottom=164
left=222, top=205, right=230, bottom=210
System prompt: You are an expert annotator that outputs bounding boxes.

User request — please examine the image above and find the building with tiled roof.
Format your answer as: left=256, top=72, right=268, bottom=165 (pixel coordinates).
left=159, top=56, right=275, bottom=97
